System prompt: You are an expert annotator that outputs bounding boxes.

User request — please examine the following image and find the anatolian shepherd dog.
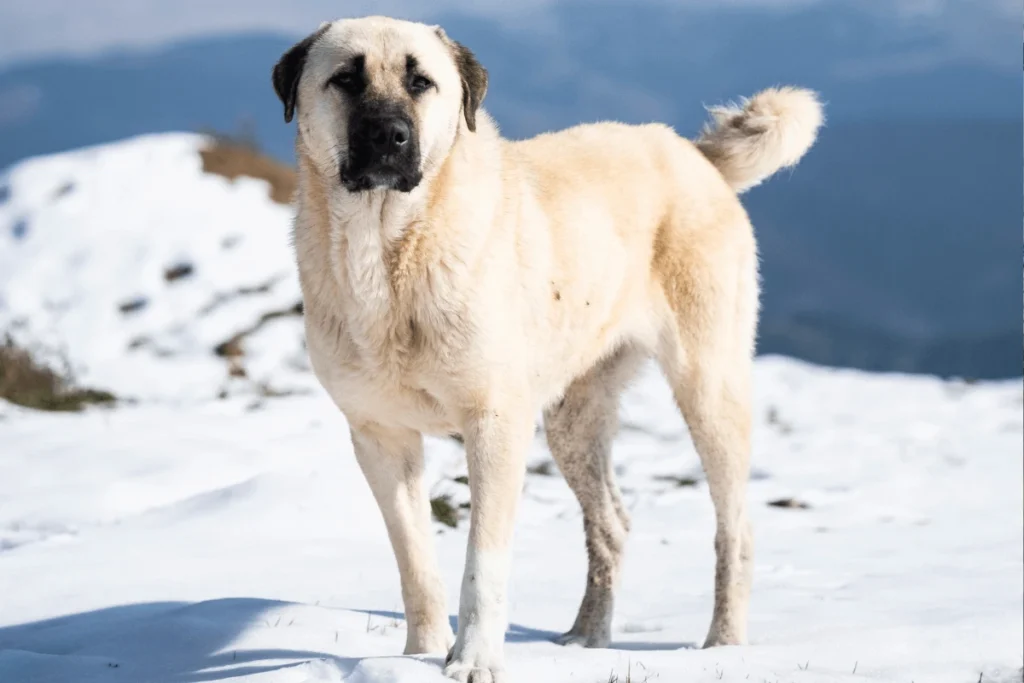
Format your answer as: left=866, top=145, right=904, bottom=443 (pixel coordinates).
left=273, top=15, right=823, bottom=682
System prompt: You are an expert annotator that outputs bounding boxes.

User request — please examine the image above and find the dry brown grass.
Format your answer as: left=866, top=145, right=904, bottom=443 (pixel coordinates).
left=0, top=337, right=115, bottom=412
left=199, top=136, right=296, bottom=205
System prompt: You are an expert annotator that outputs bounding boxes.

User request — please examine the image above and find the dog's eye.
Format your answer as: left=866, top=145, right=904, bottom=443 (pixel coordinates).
left=408, top=75, right=434, bottom=95
left=329, top=72, right=361, bottom=94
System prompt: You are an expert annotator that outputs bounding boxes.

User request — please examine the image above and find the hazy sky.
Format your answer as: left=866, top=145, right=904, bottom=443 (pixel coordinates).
left=0, top=0, right=1015, bottom=66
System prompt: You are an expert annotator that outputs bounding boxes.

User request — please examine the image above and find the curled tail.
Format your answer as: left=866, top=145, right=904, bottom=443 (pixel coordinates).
left=695, top=86, right=824, bottom=193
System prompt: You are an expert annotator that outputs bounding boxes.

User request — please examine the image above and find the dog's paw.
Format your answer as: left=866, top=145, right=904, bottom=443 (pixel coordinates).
left=553, top=629, right=610, bottom=649
left=443, top=643, right=505, bottom=683
left=702, top=630, right=746, bottom=648
left=442, top=662, right=505, bottom=683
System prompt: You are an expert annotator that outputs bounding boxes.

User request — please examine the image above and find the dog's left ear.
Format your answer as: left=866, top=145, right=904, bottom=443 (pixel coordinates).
left=436, top=28, right=488, bottom=133
left=272, top=24, right=330, bottom=123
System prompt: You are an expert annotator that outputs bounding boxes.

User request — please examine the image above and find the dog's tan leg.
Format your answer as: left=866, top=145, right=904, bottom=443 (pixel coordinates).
left=350, top=423, right=454, bottom=655
left=444, top=399, right=533, bottom=683
left=669, top=356, right=753, bottom=647
left=651, top=222, right=757, bottom=651
left=656, top=229, right=757, bottom=648
left=544, top=346, right=644, bottom=648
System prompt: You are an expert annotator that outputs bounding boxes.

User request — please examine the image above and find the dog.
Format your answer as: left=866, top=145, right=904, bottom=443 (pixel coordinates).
left=272, top=15, right=822, bottom=682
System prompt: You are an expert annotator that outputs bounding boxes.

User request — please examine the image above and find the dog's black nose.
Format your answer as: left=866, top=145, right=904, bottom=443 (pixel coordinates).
left=367, top=118, right=411, bottom=154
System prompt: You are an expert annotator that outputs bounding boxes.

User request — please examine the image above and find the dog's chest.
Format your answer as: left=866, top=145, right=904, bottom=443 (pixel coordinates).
left=305, top=304, right=463, bottom=434
left=302, top=225, right=470, bottom=434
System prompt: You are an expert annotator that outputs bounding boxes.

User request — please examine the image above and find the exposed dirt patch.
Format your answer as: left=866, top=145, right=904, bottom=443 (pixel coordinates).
left=430, top=495, right=460, bottom=528
left=212, top=300, right=304, bottom=360
left=118, top=296, right=148, bottom=315
left=527, top=460, right=556, bottom=477
left=767, top=497, right=811, bottom=510
left=198, top=276, right=283, bottom=317
left=199, top=136, right=296, bottom=205
left=653, top=474, right=700, bottom=488
left=164, top=262, right=194, bottom=282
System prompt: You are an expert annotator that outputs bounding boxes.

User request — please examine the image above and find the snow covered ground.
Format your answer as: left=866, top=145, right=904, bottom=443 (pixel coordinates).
left=1, top=135, right=1021, bottom=683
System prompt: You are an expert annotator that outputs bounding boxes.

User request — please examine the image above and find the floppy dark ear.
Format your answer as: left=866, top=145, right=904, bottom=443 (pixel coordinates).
left=272, top=26, right=329, bottom=123
left=449, top=40, right=488, bottom=133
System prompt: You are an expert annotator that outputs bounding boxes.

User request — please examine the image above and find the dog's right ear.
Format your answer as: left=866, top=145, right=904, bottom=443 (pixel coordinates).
left=272, top=24, right=330, bottom=123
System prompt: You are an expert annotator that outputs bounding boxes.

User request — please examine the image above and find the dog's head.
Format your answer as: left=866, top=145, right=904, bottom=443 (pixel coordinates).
left=272, top=17, right=488, bottom=194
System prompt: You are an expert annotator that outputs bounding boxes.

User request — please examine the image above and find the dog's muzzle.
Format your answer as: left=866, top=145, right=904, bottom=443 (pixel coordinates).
left=342, top=114, right=422, bottom=193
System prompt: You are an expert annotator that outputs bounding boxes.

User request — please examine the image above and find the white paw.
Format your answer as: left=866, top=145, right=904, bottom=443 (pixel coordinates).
left=442, top=662, right=504, bottom=683
left=702, top=629, right=746, bottom=648
left=443, top=644, right=505, bottom=683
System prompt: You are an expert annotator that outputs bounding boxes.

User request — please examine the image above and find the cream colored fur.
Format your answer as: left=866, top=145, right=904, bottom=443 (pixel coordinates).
left=279, top=16, right=823, bottom=683
left=695, top=86, right=825, bottom=193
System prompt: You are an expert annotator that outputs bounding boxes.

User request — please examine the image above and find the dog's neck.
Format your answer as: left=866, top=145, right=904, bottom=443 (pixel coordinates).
left=293, top=113, right=503, bottom=347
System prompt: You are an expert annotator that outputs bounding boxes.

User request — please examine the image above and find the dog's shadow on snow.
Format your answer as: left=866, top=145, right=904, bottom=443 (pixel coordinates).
left=360, top=608, right=695, bottom=652
left=0, top=599, right=360, bottom=682
left=0, top=599, right=693, bottom=683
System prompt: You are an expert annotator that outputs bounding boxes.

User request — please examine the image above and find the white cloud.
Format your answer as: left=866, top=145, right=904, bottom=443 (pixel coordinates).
left=0, top=1, right=441, bottom=65
left=0, top=0, right=1015, bottom=67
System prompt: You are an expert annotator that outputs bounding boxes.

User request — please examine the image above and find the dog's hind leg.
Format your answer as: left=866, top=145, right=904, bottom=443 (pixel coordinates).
left=664, top=346, right=754, bottom=647
left=350, top=423, right=454, bottom=655
left=544, top=345, right=645, bottom=648
left=654, top=219, right=757, bottom=648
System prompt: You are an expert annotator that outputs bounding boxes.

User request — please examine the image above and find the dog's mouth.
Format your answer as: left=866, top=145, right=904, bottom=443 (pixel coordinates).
left=341, top=162, right=422, bottom=193
left=339, top=156, right=419, bottom=192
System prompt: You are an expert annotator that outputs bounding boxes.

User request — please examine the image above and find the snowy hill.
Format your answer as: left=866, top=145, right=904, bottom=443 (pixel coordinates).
left=0, top=136, right=1021, bottom=683
left=0, top=133, right=309, bottom=403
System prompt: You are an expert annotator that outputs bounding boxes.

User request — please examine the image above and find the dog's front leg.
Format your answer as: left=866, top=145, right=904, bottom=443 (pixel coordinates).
left=350, top=422, right=454, bottom=655
left=444, top=401, right=532, bottom=683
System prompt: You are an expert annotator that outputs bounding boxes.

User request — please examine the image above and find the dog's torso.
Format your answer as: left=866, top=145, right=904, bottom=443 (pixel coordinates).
left=294, top=112, right=750, bottom=435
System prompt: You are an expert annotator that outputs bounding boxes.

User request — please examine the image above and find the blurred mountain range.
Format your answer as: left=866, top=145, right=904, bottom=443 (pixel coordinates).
left=0, top=2, right=1019, bottom=378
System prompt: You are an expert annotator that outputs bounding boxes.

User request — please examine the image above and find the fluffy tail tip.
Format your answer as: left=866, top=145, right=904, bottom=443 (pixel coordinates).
left=696, top=86, right=824, bottom=193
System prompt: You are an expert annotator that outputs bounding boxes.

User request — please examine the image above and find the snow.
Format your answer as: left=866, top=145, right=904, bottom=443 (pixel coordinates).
left=0, top=133, right=306, bottom=403
left=1, top=135, right=1022, bottom=683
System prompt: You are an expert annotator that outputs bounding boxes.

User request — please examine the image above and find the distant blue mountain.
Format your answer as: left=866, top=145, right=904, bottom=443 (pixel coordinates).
left=0, top=35, right=292, bottom=167
left=0, top=3, right=1019, bottom=378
